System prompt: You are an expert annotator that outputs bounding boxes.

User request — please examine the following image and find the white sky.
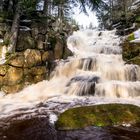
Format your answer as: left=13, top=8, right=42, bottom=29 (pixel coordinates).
left=37, top=1, right=98, bottom=28
left=73, top=6, right=98, bottom=28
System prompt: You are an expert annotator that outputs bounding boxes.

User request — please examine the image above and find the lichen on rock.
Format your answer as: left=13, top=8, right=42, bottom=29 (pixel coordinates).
left=56, top=104, right=140, bottom=130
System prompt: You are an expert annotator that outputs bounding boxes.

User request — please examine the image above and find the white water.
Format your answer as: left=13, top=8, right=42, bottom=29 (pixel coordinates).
left=0, top=29, right=140, bottom=116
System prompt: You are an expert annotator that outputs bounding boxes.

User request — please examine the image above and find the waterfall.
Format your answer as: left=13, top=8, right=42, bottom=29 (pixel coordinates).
left=0, top=29, right=140, bottom=114
left=0, top=29, right=139, bottom=139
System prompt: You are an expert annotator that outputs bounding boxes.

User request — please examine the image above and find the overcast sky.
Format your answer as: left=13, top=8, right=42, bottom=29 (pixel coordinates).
left=73, top=6, right=98, bottom=28
left=38, top=1, right=98, bottom=28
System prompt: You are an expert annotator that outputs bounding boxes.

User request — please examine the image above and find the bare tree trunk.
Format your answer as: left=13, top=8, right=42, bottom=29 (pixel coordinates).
left=58, top=3, right=64, bottom=32
left=48, top=0, right=52, bottom=16
left=43, top=0, right=48, bottom=16
left=8, top=1, right=20, bottom=53
left=0, top=0, right=3, bottom=12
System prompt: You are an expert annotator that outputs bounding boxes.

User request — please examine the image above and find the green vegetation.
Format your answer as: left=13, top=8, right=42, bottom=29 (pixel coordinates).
left=127, top=56, right=140, bottom=65
left=127, top=33, right=135, bottom=41
left=56, top=104, right=140, bottom=130
left=136, top=16, right=140, bottom=23
left=122, top=40, right=140, bottom=65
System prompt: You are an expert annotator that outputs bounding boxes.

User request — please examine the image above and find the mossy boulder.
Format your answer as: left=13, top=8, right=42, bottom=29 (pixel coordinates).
left=30, top=66, right=47, bottom=75
left=24, top=49, right=42, bottom=68
left=0, top=76, right=4, bottom=86
left=56, top=104, right=140, bottom=130
left=4, top=66, right=23, bottom=85
left=42, top=51, right=54, bottom=62
left=0, top=65, right=8, bottom=76
left=63, top=47, right=73, bottom=59
left=127, top=56, right=140, bottom=65
left=54, top=38, right=64, bottom=59
left=122, top=40, right=140, bottom=65
left=1, top=83, right=24, bottom=94
left=8, top=53, right=24, bottom=67
left=34, top=74, right=46, bottom=83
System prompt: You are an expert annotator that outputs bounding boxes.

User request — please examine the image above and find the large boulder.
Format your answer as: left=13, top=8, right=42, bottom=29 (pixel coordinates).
left=56, top=104, right=140, bottom=130
left=54, top=38, right=64, bottom=59
left=24, top=49, right=42, bottom=68
left=1, top=83, right=23, bottom=94
left=3, top=67, right=23, bottom=85
left=23, top=66, right=47, bottom=85
left=42, top=51, right=54, bottom=62
left=8, top=53, right=24, bottom=67
left=122, top=40, right=140, bottom=65
left=0, top=65, right=8, bottom=76
left=0, top=75, right=3, bottom=86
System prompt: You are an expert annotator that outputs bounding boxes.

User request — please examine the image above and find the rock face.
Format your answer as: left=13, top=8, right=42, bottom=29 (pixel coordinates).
left=0, top=16, right=73, bottom=94
left=56, top=104, right=140, bottom=130
left=122, top=39, right=140, bottom=65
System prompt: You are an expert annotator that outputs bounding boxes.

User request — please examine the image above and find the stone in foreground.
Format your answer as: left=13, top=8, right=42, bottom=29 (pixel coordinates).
left=56, top=104, right=140, bottom=130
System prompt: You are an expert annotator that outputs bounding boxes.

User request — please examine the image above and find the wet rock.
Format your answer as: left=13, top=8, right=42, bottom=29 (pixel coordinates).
left=34, top=74, right=46, bottom=83
left=0, top=76, right=3, bottom=86
left=56, top=104, right=140, bottom=130
left=122, top=40, right=140, bottom=65
left=0, top=109, right=57, bottom=140
left=1, top=83, right=24, bottom=94
left=127, top=56, right=140, bottom=65
left=4, top=67, right=23, bottom=85
left=8, top=53, right=24, bottom=67
left=23, top=66, right=47, bottom=84
left=24, top=73, right=34, bottom=85
left=30, top=66, right=47, bottom=75
left=54, top=38, right=64, bottom=59
left=42, top=51, right=54, bottom=62
left=0, top=65, right=8, bottom=76
left=63, top=47, right=73, bottom=59
left=24, top=49, right=42, bottom=68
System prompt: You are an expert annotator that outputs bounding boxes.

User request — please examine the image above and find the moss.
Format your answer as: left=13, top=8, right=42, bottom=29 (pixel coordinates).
left=127, top=33, right=135, bottom=41
left=136, top=16, right=140, bottom=23
left=3, top=38, right=10, bottom=46
left=127, top=56, right=140, bottom=65
left=122, top=41, right=140, bottom=65
left=56, top=104, right=140, bottom=130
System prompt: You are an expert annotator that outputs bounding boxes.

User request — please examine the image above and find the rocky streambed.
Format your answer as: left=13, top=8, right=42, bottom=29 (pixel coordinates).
left=0, top=96, right=139, bottom=140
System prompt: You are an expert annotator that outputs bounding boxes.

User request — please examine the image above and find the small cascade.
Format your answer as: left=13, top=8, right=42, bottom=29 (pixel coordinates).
left=51, top=30, right=140, bottom=98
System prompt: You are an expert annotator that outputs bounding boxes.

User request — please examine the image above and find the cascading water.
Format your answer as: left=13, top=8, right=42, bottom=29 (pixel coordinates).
left=0, top=29, right=139, bottom=139
left=0, top=29, right=139, bottom=110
